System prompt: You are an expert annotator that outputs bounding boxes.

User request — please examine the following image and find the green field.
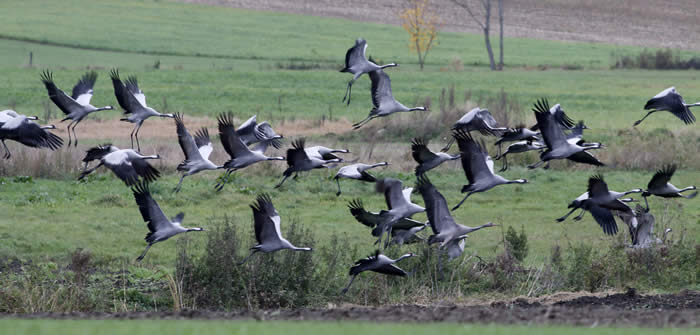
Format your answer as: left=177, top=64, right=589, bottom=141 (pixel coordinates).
left=0, top=0, right=698, bottom=313
left=1, top=169, right=698, bottom=265
left=2, top=0, right=700, bottom=127
left=2, top=319, right=696, bottom=335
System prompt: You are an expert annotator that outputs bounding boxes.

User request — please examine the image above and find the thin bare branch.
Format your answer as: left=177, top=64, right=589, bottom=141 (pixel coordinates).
left=451, top=0, right=485, bottom=29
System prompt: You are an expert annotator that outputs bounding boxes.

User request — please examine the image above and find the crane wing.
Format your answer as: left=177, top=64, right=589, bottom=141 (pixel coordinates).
left=588, top=204, right=618, bottom=236
left=374, top=263, right=408, bottom=276
left=532, top=98, right=567, bottom=149
left=411, top=137, right=437, bottom=164
left=347, top=199, right=380, bottom=228
left=286, top=138, right=311, bottom=167
left=11, top=120, right=63, bottom=150
left=250, top=194, right=282, bottom=244
left=125, top=76, right=147, bottom=107
left=454, top=130, right=493, bottom=184
left=376, top=178, right=406, bottom=209
left=174, top=113, right=204, bottom=163
left=648, top=164, right=676, bottom=189
left=369, top=69, right=393, bottom=108
left=587, top=174, right=610, bottom=198
left=416, top=174, right=457, bottom=234
left=40, top=70, right=82, bottom=116
left=193, top=127, right=213, bottom=160
left=131, top=182, right=171, bottom=233
left=110, top=69, right=146, bottom=115
left=217, top=112, right=252, bottom=160
left=71, top=71, right=97, bottom=106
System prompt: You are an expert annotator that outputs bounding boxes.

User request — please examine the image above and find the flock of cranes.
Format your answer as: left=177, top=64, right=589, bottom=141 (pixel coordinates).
left=1, top=37, right=698, bottom=294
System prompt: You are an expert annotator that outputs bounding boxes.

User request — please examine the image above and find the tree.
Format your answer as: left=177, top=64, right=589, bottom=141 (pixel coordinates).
left=399, top=0, right=441, bottom=71
left=452, top=0, right=504, bottom=71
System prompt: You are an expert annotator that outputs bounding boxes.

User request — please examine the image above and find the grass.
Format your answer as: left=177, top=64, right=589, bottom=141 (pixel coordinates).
left=0, top=0, right=698, bottom=310
left=1, top=319, right=699, bottom=335
left=1, top=169, right=698, bottom=266
left=4, top=0, right=698, bottom=68
left=2, top=1, right=700, bottom=128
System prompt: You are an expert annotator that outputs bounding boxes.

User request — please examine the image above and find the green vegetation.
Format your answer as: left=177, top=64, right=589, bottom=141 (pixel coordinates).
left=2, top=0, right=700, bottom=127
left=1, top=170, right=698, bottom=264
left=0, top=0, right=698, bottom=313
left=3, top=319, right=697, bottom=335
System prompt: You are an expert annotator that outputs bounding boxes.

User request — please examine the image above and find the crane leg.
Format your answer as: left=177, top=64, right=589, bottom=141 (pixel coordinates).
left=238, top=249, right=259, bottom=265
left=499, top=154, right=508, bottom=172
left=71, top=121, right=80, bottom=147
left=342, top=79, right=355, bottom=105
left=136, top=244, right=153, bottom=262
left=383, top=225, right=393, bottom=249
left=633, top=110, right=656, bottom=127
left=134, top=121, right=144, bottom=152
left=215, top=169, right=234, bottom=192
left=341, top=275, right=358, bottom=295
left=451, top=192, right=473, bottom=211
left=65, top=120, right=75, bottom=147
left=173, top=174, right=187, bottom=193
left=573, top=209, right=586, bottom=221
left=335, top=178, right=342, bottom=196
left=78, top=162, right=103, bottom=180
left=129, top=123, right=138, bottom=150
left=275, top=174, right=291, bottom=188
left=352, top=115, right=373, bottom=130
left=528, top=159, right=546, bottom=169
left=643, top=195, right=650, bottom=212
left=556, top=207, right=578, bottom=222
left=1, top=140, right=10, bottom=159
left=440, top=137, right=455, bottom=152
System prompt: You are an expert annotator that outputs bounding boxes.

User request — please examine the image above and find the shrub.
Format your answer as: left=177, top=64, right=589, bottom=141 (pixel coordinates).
left=505, top=225, right=528, bottom=262
left=612, top=48, right=700, bottom=70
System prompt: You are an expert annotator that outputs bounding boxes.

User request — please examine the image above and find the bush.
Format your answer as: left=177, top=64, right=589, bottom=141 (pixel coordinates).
left=612, top=49, right=700, bottom=70
left=505, top=225, right=529, bottom=262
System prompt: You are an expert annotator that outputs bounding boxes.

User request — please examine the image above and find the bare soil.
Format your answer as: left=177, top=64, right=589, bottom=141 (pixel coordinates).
left=5, top=289, right=699, bottom=327
left=180, top=0, right=700, bottom=51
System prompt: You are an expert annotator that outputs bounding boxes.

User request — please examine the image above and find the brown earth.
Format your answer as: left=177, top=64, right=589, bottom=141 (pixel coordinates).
left=180, top=0, right=700, bottom=50
left=5, top=289, right=699, bottom=327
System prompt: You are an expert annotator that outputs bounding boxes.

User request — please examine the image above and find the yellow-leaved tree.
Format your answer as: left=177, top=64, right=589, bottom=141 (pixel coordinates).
left=399, top=0, right=441, bottom=70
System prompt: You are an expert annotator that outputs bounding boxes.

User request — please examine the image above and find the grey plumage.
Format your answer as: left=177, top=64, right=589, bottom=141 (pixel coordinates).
left=341, top=250, right=414, bottom=294
left=275, top=138, right=340, bottom=188
left=352, top=69, right=426, bottom=129
left=416, top=174, right=496, bottom=259
left=215, top=112, right=285, bottom=191
left=173, top=113, right=222, bottom=192
left=373, top=178, right=426, bottom=246
left=334, top=162, right=388, bottom=196
left=239, top=194, right=312, bottom=265
left=635, top=87, right=697, bottom=126
left=0, top=110, right=63, bottom=159
left=79, top=144, right=160, bottom=185
left=527, top=99, right=604, bottom=169
left=452, top=130, right=527, bottom=211
left=40, top=70, right=113, bottom=147
left=347, top=198, right=426, bottom=244
left=411, top=137, right=460, bottom=176
left=340, top=38, right=397, bottom=105
left=642, top=164, right=697, bottom=210
left=441, top=107, right=507, bottom=152
left=131, top=182, right=204, bottom=262
left=236, top=114, right=283, bottom=149
left=110, top=69, right=174, bottom=152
